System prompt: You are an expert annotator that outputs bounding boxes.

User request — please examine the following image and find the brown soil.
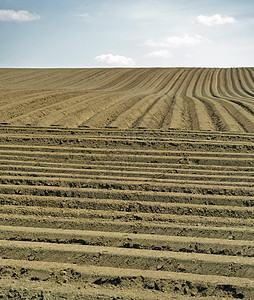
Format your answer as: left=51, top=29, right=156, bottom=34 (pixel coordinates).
left=0, top=68, right=254, bottom=131
left=0, top=68, right=254, bottom=299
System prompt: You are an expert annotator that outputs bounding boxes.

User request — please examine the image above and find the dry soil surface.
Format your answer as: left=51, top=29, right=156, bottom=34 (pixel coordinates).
left=0, top=68, right=253, bottom=299
left=0, top=68, right=254, bottom=132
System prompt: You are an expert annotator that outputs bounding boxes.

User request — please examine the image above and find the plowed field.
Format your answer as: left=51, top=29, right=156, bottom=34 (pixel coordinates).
left=0, top=68, right=254, bottom=299
left=0, top=68, right=254, bottom=131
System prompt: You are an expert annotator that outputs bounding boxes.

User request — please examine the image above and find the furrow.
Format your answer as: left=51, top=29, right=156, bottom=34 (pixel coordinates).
left=243, top=68, right=254, bottom=94
left=1, top=144, right=254, bottom=158
left=1, top=157, right=254, bottom=174
left=1, top=174, right=254, bottom=198
left=0, top=150, right=253, bottom=167
left=1, top=193, right=254, bottom=216
left=1, top=205, right=253, bottom=228
left=1, top=125, right=254, bottom=140
left=1, top=167, right=253, bottom=184
left=232, top=68, right=254, bottom=98
left=1, top=260, right=253, bottom=299
left=0, top=171, right=253, bottom=189
left=1, top=212, right=254, bottom=240
left=83, top=94, right=143, bottom=128
left=209, top=69, right=245, bottom=132
left=1, top=240, right=254, bottom=278
left=1, top=225, right=254, bottom=257
left=169, top=69, right=201, bottom=130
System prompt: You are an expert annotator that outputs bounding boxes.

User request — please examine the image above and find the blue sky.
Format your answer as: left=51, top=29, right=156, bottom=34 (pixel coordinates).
left=0, top=0, right=253, bottom=67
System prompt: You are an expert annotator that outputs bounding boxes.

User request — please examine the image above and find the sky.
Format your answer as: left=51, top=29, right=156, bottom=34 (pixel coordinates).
left=0, top=0, right=253, bottom=68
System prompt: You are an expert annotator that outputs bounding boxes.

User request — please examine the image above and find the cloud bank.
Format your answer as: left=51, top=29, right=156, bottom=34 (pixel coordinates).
left=95, top=54, right=135, bottom=66
left=146, top=33, right=207, bottom=48
left=0, top=9, right=40, bottom=22
left=195, top=14, right=237, bottom=26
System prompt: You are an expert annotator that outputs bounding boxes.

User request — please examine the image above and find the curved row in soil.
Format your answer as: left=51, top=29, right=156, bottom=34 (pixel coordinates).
left=0, top=68, right=253, bottom=132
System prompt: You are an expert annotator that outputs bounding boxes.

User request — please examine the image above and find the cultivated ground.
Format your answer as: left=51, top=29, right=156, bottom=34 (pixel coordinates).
left=0, top=68, right=253, bottom=299
left=0, top=68, right=253, bottom=131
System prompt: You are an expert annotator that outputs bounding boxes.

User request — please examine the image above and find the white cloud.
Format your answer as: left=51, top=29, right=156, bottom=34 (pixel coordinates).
left=146, top=33, right=208, bottom=48
left=0, top=9, right=40, bottom=22
left=146, top=49, right=173, bottom=59
left=95, top=54, right=135, bottom=66
left=195, top=14, right=237, bottom=26
left=75, top=13, right=91, bottom=21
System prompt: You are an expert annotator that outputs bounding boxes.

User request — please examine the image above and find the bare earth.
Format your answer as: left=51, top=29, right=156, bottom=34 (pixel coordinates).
left=0, top=68, right=253, bottom=299
left=0, top=68, right=254, bottom=131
